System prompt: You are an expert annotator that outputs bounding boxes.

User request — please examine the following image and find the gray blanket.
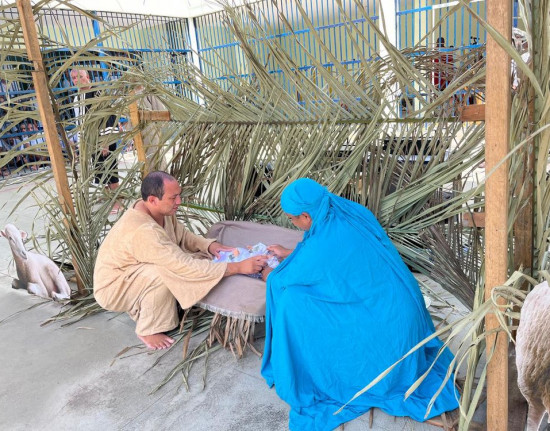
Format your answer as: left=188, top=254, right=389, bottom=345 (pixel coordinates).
left=200, top=221, right=303, bottom=322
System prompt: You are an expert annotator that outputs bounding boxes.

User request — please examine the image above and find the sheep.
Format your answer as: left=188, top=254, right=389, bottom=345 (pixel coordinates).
left=1, top=223, right=71, bottom=301
left=516, top=280, right=550, bottom=431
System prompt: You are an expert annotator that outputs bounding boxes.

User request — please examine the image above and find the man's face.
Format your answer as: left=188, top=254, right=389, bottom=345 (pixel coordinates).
left=156, top=179, right=182, bottom=216
left=20, top=123, right=36, bottom=133
left=70, top=70, right=90, bottom=87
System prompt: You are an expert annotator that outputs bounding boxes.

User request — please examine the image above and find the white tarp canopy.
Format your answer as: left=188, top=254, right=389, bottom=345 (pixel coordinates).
left=54, top=0, right=245, bottom=18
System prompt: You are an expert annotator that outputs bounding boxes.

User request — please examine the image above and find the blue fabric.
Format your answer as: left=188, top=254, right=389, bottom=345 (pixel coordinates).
left=261, top=178, right=459, bottom=431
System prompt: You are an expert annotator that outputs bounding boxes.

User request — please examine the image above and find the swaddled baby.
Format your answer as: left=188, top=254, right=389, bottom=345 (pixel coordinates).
left=213, top=242, right=279, bottom=278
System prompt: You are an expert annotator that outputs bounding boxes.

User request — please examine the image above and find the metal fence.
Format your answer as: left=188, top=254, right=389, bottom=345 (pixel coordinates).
left=396, top=0, right=487, bottom=51
left=194, top=0, right=379, bottom=97
left=394, top=0, right=493, bottom=116
left=1, top=5, right=191, bottom=178
left=1, top=0, right=500, bottom=178
left=0, top=1, right=497, bottom=115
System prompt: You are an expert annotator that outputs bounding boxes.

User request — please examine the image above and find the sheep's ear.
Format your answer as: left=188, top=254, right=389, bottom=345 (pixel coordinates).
left=0, top=230, right=6, bottom=238
left=20, top=231, right=28, bottom=241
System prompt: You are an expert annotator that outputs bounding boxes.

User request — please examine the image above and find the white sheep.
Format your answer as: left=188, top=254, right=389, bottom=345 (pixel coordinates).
left=1, top=223, right=71, bottom=301
left=516, top=280, right=550, bottom=430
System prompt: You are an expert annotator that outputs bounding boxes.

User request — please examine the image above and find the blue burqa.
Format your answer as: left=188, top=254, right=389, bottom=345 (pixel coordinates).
left=261, top=178, right=459, bottom=430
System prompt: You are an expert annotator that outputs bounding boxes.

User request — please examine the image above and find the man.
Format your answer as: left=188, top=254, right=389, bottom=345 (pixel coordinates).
left=94, top=171, right=268, bottom=349
left=70, top=69, right=120, bottom=196
left=20, top=121, right=47, bottom=169
left=433, top=37, right=453, bottom=91
left=0, top=78, right=17, bottom=100
left=3, top=132, right=24, bottom=167
left=511, top=38, right=531, bottom=92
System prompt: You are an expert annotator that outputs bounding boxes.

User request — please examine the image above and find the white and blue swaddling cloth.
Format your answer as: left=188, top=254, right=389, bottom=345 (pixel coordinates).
left=213, top=242, right=279, bottom=278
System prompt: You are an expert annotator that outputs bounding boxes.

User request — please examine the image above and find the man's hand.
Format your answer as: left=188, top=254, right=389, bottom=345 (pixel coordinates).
left=208, top=241, right=235, bottom=259
left=238, top=255, right=269, bottom=274
left=225, top=255, right=268, bottom=276
left=267, top=244, right=293, bottom=260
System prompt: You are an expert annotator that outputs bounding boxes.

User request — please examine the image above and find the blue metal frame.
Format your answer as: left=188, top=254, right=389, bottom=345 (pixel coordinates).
left=0, top=0, right=500, bottom=143
left=194, top=0, right=379, bottom=95
left=395, top=0, right=488, bottom=114
left=0, top=7, right=193, bottom=173
left=395, top=0, right=487, bottom=50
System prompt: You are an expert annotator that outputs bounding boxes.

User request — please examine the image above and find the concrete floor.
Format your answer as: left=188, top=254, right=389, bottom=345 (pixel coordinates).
left=0, top=170, right=459, bottom=431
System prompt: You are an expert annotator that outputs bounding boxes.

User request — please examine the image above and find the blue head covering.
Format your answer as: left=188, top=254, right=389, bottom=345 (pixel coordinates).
left=280, top=178, right=327, bottom=218
left=280, top=178, right=335, bottom=239
left=262, top=178, right=459, bottom=430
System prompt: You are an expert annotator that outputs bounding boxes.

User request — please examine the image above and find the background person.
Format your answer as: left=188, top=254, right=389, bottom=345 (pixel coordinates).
left=433, top=37, right=453, bottom=91
left=20, top=120, right=47, bottom=169
left=70, top=69, right=121, bottom=209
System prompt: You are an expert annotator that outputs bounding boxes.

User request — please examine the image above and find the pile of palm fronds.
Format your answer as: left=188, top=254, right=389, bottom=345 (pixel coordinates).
left=1, top=0, right=549, bottom=428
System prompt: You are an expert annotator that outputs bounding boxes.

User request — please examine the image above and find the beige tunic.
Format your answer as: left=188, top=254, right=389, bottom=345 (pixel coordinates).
left=94, top=205, right=227, bottom=335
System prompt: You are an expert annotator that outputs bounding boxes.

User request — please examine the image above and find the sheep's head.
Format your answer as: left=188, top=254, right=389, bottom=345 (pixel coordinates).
left=1, top=224, right=28, bottom=260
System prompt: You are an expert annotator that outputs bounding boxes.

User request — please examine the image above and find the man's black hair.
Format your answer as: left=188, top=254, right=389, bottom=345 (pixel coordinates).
left=141, top=171, right=176, bottom=201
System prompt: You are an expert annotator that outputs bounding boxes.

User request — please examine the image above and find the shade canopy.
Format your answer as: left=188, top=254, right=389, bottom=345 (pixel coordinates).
left=54, top=0, right=249, bottom=18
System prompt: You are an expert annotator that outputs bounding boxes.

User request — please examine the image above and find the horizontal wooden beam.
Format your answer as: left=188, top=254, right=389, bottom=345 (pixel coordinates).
left=459, top=104, right=486, bottom=122
left=463, top=212, right=486, bottom=228
left=138, top=110, right=171, bottom=122
left=135, top=116, right=464, bottom=126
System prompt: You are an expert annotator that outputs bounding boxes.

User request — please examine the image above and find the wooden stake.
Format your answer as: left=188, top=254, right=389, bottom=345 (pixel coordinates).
left=513, top=93, right=535, bottom=274
left=485, top=1, right=511, bottom=430
left=508, top=84, right=534, bottom=431
left=16, top=0, right=85, bottom=294
left=128, top=101, right=147, bottom=177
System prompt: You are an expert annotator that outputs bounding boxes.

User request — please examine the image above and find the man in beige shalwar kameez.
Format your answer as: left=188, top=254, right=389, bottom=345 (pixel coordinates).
left=94, top=171, right=267, bottom=349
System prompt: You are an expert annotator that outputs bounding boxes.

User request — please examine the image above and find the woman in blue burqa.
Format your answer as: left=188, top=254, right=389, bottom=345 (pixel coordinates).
left=261, top=178, right=459, bottom=430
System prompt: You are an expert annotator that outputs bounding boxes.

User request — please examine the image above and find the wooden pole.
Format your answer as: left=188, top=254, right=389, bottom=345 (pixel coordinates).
left=513, top=93, right=535, bottom=274
left=508, top=85, right=534, bottom=431
left=485, top=1, right=511, bottom=430
left=128, top=101, right=147, bottom=177
left=16, top=0, right=85, bottom=294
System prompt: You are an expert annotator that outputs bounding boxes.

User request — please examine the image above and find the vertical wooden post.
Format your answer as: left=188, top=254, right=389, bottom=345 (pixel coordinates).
left=128, top=101, right=147, bottom=177
left=513, top=93, right=535, bottom=273
left=485, top=1, right=512, bottom=430
left=508, top=84, right=534, bottom=431
left=16, top=0, right=85, bottom=294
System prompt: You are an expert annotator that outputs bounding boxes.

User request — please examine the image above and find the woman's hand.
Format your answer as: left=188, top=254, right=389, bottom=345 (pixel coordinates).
left=261, top=266, right=273, bottom=282
left=267, top=244, right=293, bottom=260
left=208, top=241, right=235, bottom=258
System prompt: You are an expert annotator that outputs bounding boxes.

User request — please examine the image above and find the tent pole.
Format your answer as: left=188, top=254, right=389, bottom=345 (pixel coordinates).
left=16, top=0, right=85, bottom=294
left=128, top=101, right=147, bottom=177
left=485, top=1, right=512, bottom=430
